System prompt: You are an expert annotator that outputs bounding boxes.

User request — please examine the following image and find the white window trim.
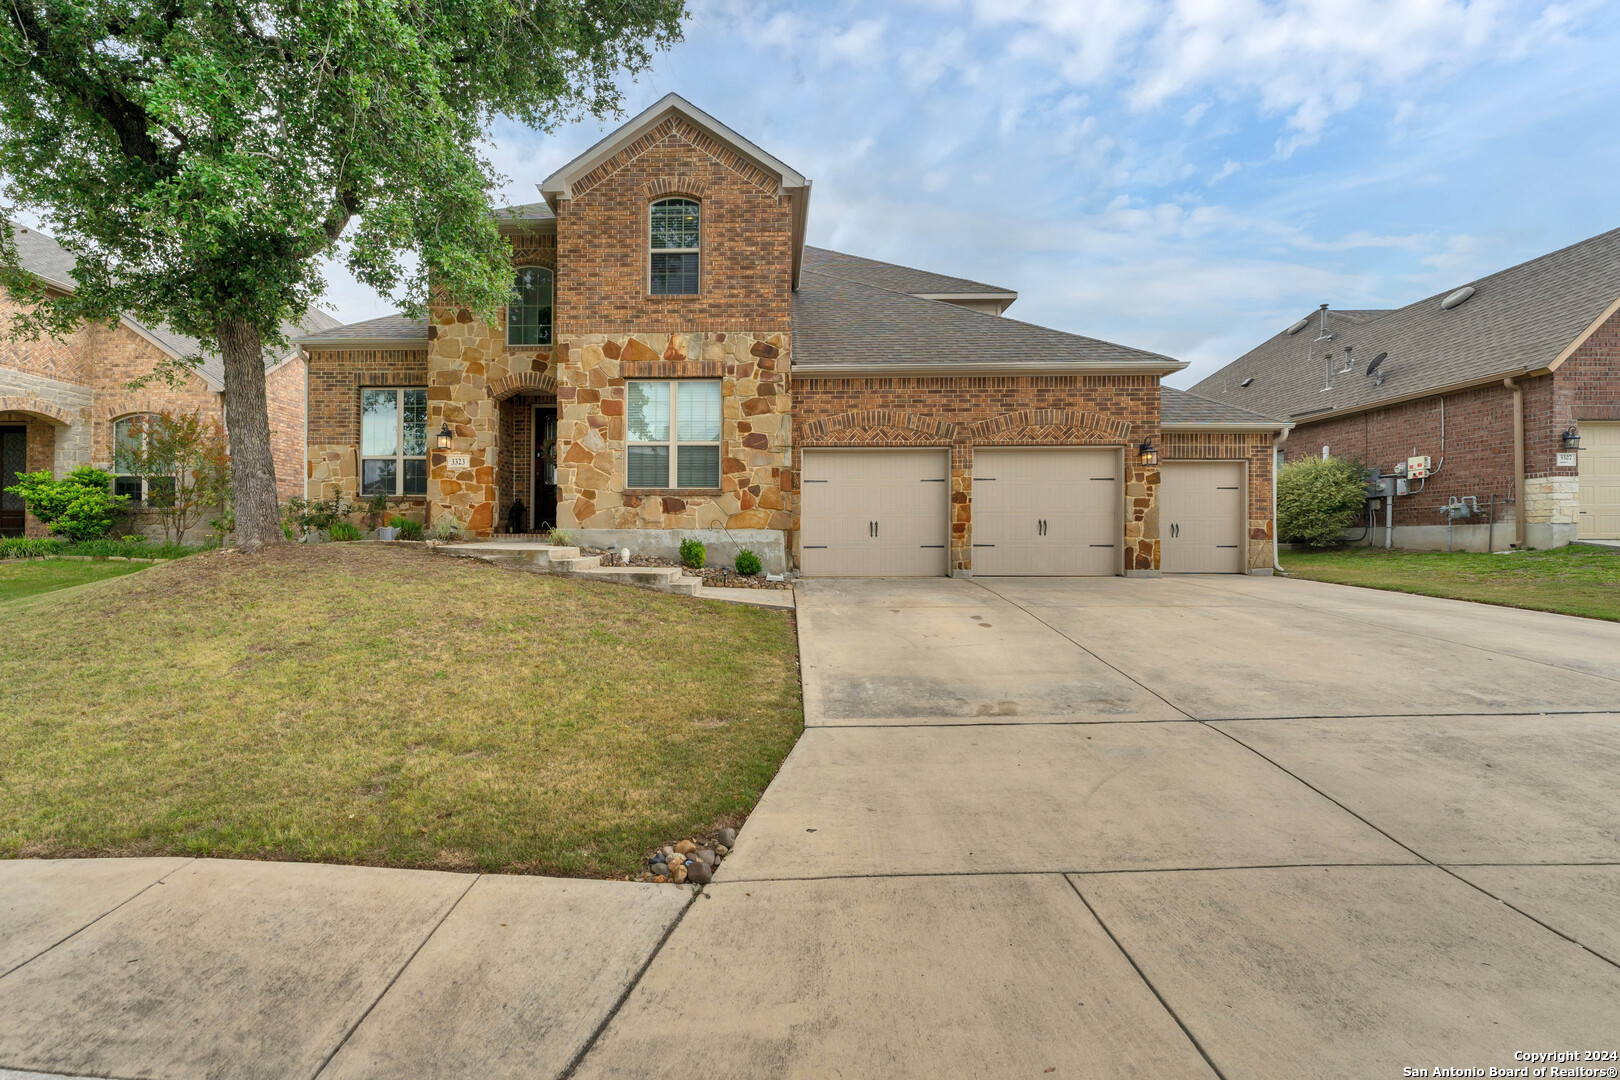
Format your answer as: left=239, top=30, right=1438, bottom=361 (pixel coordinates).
left=506, top=266, right=554, bottom=348
left=360, top=387, right=428, bottom=497
left=648, top=197, right=701, bottom=296
left=627, top=380, right=721, bottom=489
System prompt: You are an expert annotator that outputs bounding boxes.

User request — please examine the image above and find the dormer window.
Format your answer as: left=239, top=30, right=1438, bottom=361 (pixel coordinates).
left=507, top=266, right=553, bottom=346
left=650, top=198, right=700, bottom=295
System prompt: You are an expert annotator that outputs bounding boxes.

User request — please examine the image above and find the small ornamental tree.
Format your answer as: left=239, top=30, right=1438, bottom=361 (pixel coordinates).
left=114, top=410, right=231, bottom=542
left=1277, top=455, right=1370, bottom=547
left=4, top=465, right=127, bottom=540
left=0, top=0, right=685, bottom=550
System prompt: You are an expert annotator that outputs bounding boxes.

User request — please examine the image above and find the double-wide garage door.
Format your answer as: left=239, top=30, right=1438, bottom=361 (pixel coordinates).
left=800, top=448, right=1121, bottom=577
left=1579, top=422, right=1620, bottom=540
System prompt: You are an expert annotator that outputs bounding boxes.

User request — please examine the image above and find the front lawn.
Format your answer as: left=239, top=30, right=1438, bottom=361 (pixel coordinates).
left=1281, top=544, right=1620, bottom=621
left=0, top=559, right=153, bottom=602
left=0, top=544, right=803, bottom=876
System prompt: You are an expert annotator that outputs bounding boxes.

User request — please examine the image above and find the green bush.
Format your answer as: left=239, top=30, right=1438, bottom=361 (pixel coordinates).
left=734, top=548, right=763, bottom=576
left=283, top=494, right=355, bottom=538
left=679, top=538, right=706, bottom=570
left=328, top=521, right=363, bottom=542
left=0, top=536, right=196, bottom=560
left=1277, top=456, right=1370, bottom=547
left=397, top=519, right=425, bottom=541
left=3, top=466, right=127, bottom=541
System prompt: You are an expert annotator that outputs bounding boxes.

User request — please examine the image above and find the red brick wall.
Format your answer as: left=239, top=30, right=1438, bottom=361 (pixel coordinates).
left=305, top=348, right=430, bottom=445
left=265, top=357, right=305, bottom=502
left=0, top=290, right=94, bottom=385
left=554, top=115, right=793, bottom=335
left=1555, top=308, right=1620, bottom=430
left=795, top=374, right=1161, bottom=572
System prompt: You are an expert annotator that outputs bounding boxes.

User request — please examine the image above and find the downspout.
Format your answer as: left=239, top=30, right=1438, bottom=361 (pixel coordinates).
left=1505, top=377, right=1526, bottom=548
left=1273, top=426, right=1291, bottom=574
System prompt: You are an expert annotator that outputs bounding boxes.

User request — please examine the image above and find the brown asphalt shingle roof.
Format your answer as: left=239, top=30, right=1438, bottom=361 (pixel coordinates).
left=296, top=313, right=428, bottom=345
left=1161, top=387, right=1285, bottom=426
left=802, top=246, right=1014, bottom=299
left=792, top=268, right=1175, bottom=369
left=1190, top=227, right=1620, bottom=420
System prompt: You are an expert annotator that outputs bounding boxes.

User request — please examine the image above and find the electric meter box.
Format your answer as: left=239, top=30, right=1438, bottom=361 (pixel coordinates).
left=1366, top=476, right=1394, bottom=500
left=1407, top=455, right=1431, bottom=479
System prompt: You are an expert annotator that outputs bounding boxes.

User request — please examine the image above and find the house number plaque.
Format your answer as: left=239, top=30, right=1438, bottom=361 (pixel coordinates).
left=445, top=453, right=471, bottom=469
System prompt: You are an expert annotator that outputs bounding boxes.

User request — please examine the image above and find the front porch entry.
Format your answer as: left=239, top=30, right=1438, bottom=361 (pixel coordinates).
left=496, top=394, right=558, bottom=534
left=1, top=425, right=26, bottom=536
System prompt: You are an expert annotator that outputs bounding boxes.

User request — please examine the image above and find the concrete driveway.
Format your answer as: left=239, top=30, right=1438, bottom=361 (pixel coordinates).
left=575, top=575, right=1620, bottom=1078
left=5, top=575, right=1619, bottom=1079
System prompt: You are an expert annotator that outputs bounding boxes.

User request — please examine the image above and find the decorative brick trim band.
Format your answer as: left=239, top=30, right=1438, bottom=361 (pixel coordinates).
left=642, top=176, right=709, bottom=200
left=800, top=409, right=959, bottom=443
left=965, top=408, right=1132, bottom=442
left=618, top=359, right=725, bottom=379
left=489, top=370, right=558, bottom=400
left=510, top=231, right=556, bottom=268
left=355, top=370, right=429, bottom=387
left=0, top=395, right=73, bottom=425
left=1574, top=405, right=1620, bottom=420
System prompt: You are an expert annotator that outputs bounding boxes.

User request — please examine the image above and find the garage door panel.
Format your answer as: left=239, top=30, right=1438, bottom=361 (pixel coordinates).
left=1579, top=422, right=1620, bottom=540
left=802, top=450, right=949, bottom=577
left=972, top=449, right=1119, bottom=576
left=1162, top=461, right=1245, bottom=574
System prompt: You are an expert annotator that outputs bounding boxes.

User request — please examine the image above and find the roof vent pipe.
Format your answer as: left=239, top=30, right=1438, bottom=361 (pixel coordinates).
left=1314, top=303, right=1334, bottom=342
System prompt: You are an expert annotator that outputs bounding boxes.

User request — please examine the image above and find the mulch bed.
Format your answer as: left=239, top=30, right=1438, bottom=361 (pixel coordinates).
left=583, top=548, right=792, bottom=590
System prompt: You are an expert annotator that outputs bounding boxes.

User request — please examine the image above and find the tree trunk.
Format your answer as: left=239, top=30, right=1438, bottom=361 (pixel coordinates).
left=217, top=316, right=284, bottom=551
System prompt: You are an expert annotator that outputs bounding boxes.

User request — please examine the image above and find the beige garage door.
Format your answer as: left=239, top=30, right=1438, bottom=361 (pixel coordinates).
left=1161, top=461, right=1246, bottom=574
left=1579, top=422, right=1620, bottom=540
left=800, top=449, right=950, bottom=576
left=971, top=448, right=1119, bottom=576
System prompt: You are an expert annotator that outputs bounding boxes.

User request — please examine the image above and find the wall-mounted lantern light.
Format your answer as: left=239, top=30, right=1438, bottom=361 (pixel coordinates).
left=1138, top=439, right=1159, bottom=467
left=437, top=423, right=454, bottom=451
left=1562, top=427, right=1582, bottom=451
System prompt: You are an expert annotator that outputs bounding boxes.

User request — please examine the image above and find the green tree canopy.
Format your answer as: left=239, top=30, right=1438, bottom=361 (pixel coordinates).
left=0, top=0, right=684, bottom=547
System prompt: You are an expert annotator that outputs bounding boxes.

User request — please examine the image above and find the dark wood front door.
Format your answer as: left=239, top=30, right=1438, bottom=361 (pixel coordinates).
left=532, top=406, right=557, bottom=531
left=1, top=426, right=26, bottom=537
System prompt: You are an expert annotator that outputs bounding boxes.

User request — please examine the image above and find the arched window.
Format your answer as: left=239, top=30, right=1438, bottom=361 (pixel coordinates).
left=112, top=414, right=173, bottom=505
left=649, top=198, right=700, bottom=295
left=507, top=266, right=553, bottom=346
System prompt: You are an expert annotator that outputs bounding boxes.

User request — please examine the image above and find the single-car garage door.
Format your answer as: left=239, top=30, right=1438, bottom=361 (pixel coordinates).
left=971, top=448, right=1119, bottom=576
left=1161, top=460, right=1246, bottom=574
left=800, top=449, right=949, bottom=576
left=1579, top=422, right=1620, bottom=540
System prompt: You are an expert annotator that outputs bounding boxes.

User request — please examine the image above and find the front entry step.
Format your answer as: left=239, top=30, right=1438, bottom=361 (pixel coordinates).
left=441, top=542, right=701, bottom=597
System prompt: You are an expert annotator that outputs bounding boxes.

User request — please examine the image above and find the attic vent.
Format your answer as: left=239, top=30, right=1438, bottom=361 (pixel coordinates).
left=1240, top=377, right=1254, bottom=388
left=1286, top=317, right=1310, bottom=336
left=1441, top=286, right=1475, bottom=310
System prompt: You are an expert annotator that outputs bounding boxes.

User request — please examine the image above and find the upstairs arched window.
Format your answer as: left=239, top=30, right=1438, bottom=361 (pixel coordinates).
left=649, top=198, right=700, bottom=295
left=507, top=266, right=553, bottom=346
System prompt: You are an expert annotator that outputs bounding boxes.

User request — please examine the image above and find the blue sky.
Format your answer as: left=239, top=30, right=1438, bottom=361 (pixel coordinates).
left=322, top=0, right=1620, bottom=388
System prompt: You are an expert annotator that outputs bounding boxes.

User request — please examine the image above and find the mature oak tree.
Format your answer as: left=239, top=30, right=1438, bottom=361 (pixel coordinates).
left=0, top=0, right=684, bottom=549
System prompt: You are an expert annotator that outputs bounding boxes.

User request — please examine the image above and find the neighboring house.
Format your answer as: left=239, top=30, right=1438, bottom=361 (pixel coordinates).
left=1192, top=229, right=1620, bottom=550
left=297, top=93, right=1288, bottom=576
left=0, top=227, right=334, bottom=539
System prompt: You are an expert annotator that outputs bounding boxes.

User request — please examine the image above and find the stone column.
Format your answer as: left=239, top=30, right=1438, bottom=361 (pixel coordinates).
left=426, top=305, right=498, bottom=535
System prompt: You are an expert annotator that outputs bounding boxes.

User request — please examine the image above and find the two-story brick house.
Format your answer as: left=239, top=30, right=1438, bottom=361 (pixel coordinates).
left=1, top=227, right=331, bottom=539
left=1192, top=229, right=1620, bottom=550
left=298, top=94, right=1288, bottom=576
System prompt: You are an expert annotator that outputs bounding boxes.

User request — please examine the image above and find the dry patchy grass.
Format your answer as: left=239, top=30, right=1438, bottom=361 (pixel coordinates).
left=0, top=544, right=802, bottom=876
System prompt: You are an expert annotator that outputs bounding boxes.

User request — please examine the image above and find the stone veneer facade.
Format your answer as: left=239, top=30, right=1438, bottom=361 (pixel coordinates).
left=793, top=373, right=1163, bottom=574
left=1160, top=429, right=1276, bottom=571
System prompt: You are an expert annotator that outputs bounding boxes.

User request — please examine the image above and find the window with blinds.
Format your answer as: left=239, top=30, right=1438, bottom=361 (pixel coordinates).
left=627, top=380, right=721, bottom=488
left=649, top=198, right=700, bottom=295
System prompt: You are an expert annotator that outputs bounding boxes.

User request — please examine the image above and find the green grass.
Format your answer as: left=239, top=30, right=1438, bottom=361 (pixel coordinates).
left=0, top=559, right=154, bottom=602
left=0, top=544, right=803, bottom=876
left=1281, top=544, right=1620, bottom=621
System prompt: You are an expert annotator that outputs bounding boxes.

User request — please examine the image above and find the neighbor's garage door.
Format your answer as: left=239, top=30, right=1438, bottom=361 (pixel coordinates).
left=800, top=449, right=950, bottom=576
left=971, top=448, right=1119, bottom=576
left=1161, top=460, right=1246, bottom=574
left=1579, top=422, right=1620, bottom=540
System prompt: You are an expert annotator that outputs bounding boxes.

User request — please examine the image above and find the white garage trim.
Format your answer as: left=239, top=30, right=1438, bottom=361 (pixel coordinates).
left=1161, top=459, right=1247, bottom=574
left=799, top=448, right=951, bottom=577
left=1578, top=422, right=1620, bottom=540
left=970, top=447, right=1123, bottom=577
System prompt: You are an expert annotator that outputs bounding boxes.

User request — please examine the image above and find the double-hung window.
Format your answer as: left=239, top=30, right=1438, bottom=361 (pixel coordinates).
left=111, top=415, right=174, bottom=505
left=507, top=266, right=553, bottom=346
left=627, top=381, right=721, bottom=488
left=649, top=198, right=700, bottom=295
left=361, top=388, right=428, bottom=496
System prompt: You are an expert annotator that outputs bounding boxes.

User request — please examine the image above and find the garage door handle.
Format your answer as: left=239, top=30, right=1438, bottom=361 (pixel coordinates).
left=1170, top=523, right=1178, bottom=539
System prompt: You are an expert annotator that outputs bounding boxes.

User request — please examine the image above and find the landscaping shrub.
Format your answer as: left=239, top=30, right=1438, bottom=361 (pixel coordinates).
left=397, top=519, right=425, bottom=541
left=283, top=494, right=356, bottom=539
left=328, top=521, right=363, bottom=542
left=387, top=514, right=408, bottom=529
left=0, top=536, right=195, bottom=560
left=3, top=466, right=127, bottom=541
left=544, top=527, right=575, bottom=547
left=679, top=538, right=706, bottom=569
left=734, top=548, right=763, bottom=576
left=112, top=410, right=230, bottom=542
left=427, top=516, right=464, bottom=542
left=1277, top=456, right=1370, bottom=547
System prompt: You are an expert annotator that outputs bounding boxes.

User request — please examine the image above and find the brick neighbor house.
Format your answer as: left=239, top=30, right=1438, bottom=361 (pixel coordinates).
left=0, top=227, right=334, bottom=539
left=1191, top=229, right=1620, bottom=550
left=297, top=94, right=1288, bottom=576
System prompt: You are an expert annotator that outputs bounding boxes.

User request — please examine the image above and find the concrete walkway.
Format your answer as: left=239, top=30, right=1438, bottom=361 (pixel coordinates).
left=4, top=575, right=1619, bottom=1078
